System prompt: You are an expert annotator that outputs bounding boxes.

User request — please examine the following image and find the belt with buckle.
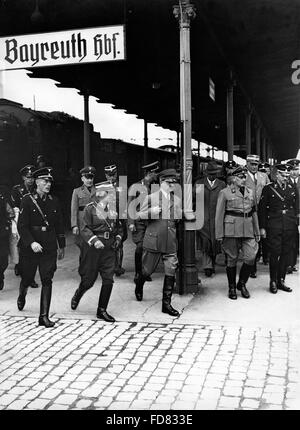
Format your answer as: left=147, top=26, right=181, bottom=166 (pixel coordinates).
left=97, top=231, right=110, bottom=239
left=32, top=226, right=51, bottom=232
left=225, top=209, right=254, bottom=218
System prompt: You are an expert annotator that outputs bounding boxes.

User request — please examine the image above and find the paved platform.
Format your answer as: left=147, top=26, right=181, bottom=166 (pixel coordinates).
left=0, top=233, right=299, bottom=410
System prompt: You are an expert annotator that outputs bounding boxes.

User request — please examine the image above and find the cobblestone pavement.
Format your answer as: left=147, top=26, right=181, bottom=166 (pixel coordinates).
left=0, top=316, right=299, bottom=410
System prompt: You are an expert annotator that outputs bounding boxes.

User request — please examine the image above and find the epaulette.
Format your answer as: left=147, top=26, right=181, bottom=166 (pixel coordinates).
left=23, top=192, right=32, bottom=198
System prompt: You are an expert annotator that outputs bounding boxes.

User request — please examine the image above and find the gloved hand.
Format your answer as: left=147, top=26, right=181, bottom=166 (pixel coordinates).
left=112, top=237, right=122, bottom=250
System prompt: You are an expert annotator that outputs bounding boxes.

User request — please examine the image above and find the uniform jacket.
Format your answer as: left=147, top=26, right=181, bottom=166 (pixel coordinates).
left=215, top=185, right=260, bottom=239
left=70, top=185, right=96, bottom=230
left=11, top=183, right=35, bottom=209
left=258, top=181, right=299, bottom=231
left=81, top=200, right=124, bottom=248
left=0, top=193, right=14, bottom=256
left=127, top=179, right=156, bottom=244
left=245, top=170, right=270, bottom=206
left=18, top=193, right=66, bottom=254
left=193, top=177, right=226, bottom=249
left=139, top=190, right=182, bottom=254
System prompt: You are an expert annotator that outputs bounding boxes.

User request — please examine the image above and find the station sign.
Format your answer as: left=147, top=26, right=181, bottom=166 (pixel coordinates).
left=0, top=25, right=125, bottom=71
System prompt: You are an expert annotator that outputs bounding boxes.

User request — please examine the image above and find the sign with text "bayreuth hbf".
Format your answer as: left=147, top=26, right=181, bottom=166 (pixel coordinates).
left=0, top=25, right=125, bottom=71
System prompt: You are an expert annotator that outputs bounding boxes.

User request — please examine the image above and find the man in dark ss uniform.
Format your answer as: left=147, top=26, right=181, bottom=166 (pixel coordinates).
left=70, top=181, right=123, bottom=322
left=11, top=165, right=38, bottom=288
left=71, top=166, right=96, bottom=280
left=17, top=167, right=65, bottom=327
left=215, top=166, right=260, bottom=300
left=259, top=163, right=299, bottom=294
left=127, top=161, right=159, bottom=283
left=286, top=159, right=300, bottom=274
left=0, top=192, right=15, bottom=291
left=134, top=169, right=182, bottom=317
left=104, top=164, right=127, bottom=276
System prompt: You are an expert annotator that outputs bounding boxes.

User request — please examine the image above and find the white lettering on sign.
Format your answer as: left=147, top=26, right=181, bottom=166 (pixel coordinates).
left=0, top=25, right=125, bottom=71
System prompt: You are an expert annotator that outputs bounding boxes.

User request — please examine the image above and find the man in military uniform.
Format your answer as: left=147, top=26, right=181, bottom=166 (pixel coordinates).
left=104, top=164, right=128, bottom=276
left=286, top=159, right=300, bottom=274
left=259, top=162, right=271, bottom=181
left=259, top=164, right=299, bottom=294
left=134, top=169, right=182, bottom=317
left=257, top=162, right=272, bottom=265
left=70, top=181, right=124, bottom=322
left=0, top=191, right=15, bottom=291
left=17, top=167, right=65, bottom=328
left=11, top=165, right=39, bottom=288
left=245, top=154, right=270, bottom=278
left=215, top=166, right=260, bottom=300
left=71, top=166, right=96, bottom=280
left=128, top=161, right=159, bottom=283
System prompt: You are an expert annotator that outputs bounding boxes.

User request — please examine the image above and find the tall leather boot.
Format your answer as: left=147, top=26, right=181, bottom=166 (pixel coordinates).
left=226, top=266, right=237, bottom=300
left=162, top=275, right=179, bottom=317
left=249, top=258, right=257, bottom=278
left=277, top=256, right=292, bottom=292
left=134, top=247, right=143, bottom=283
left=71, top=283, right=86, bottom=310
left=97, top=282, right=115, bottom=322
left=38, top=282, right=55, bottom=328
left=17, top=281, right=28, bottom=310
left=134, top=273, right=146, bottom=301
left=237, top=263, right=252, bottom=298
left=269, top=254, right=278, bottom=293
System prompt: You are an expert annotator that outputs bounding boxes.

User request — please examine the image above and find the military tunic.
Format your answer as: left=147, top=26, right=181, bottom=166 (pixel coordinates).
left=17, top=193, right=65, bottom=286
left=139, top=190, right=182, bottom=276
left=258, top=181, right=299, bottom=256
left=80, top=201, right=124, bottom=288
left=215, top=185, right=260, bottom=267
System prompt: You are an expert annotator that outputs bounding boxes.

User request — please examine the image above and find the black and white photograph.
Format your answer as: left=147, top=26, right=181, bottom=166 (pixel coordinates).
left=0, top=0, right=299, bottom=417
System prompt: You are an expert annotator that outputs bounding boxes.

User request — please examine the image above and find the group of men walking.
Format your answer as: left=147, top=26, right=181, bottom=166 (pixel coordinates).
left=0, top=153, right=299, bottom=327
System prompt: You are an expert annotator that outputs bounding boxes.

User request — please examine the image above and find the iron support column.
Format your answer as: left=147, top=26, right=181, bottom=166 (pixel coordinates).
left=227, top=75, right=234, bottom=161
left=173, top=1, right=198, bottom=294
left=83, top=91, right=90, bottom=166
left=255, top=123, right=261, bottom=159
left=245, top=108, right=252, bottom=155
left=143, top=119, right=148, bottom=165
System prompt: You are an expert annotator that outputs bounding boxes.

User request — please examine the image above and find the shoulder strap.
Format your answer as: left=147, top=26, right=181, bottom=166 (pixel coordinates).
left=269, top=185, right=285, bottom=202
left=29, top=195, right=49, bottom=226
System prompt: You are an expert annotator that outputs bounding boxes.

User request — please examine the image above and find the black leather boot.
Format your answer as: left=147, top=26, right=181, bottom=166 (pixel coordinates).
left=71, top=284, right=86, bottom=310
left=269, top=255, right=278, bottom=294
left=17, top=282, right=28, bottom=310
left=249, top=259, right=257, bottom=278
left=162, top=275, right=179, bottom=317
left=277, top=256, right=292, bottom=292
left=96, top=283, right=115, bottom=322
left=0, top=277, right=4, bottom=291
left=226, top=266, right=237, bottom=300
left=38, top=283, right=55, bottom=328
left=236, top=263, right=251, bottom=298
left=134, top=273, right=146, bottom=301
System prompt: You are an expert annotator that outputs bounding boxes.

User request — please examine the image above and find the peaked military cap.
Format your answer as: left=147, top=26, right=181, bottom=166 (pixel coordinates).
left=141, top=161, right=160, bottom=173
left=286, top=159, right=300, bottom=168
left=259, top=162, right=270, bottom=169
left=80, top=166, right=96, bottom=176
left=104, top=164, right=117, bottom=175
left=19, top=164, right=35, bottom=177
left=159, top=168, right=180, bottom=182
left=275, top=163, right=292, bottom=172
left=231, top=166, right=247, bottom=177
left=224, top=160, right=237, bottom=169
left=33, top=167, right=53, bottom=180
left=246, top=154, right=260, bottom=163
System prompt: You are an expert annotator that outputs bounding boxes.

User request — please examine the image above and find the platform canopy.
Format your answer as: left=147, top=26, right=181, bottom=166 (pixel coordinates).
left=0, top=0, right=299, bottom=159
